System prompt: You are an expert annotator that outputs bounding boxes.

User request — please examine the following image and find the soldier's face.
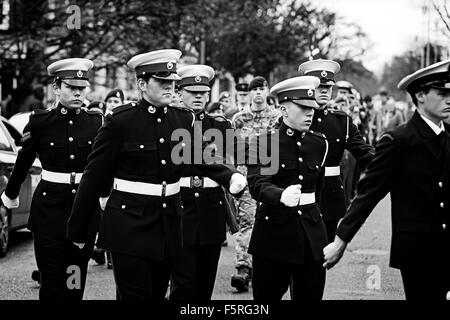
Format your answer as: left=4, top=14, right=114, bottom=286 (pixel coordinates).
left=105, top=97, right=123, bottom=113
left=420, top=88, right=450, bottom=122
left=282, top=102, right=315, bottom=132
left=236, top=92, right=249, bottom=105
left=141, top=77, right=174, bottom=107
left=250, top=86, right=269, bottom=110
left=181, top=89, right=210, bottom=112
left=315, top=84, right=333, bottom=106
left=54, top=82, right=87, bottom=109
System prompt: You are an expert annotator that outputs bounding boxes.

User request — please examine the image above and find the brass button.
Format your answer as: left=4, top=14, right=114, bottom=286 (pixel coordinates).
left=162, top=203, right=167, bottom=208
left=299, top=175, right=304, bottom=181
left=297, top=142, right=301, bottom=147
left=88, top=141, right=92, bottom=145
left=336, top=139, right=340, bottom=142
left=161, top=160, right=166, bottom=165
left=69, top=137, right=74, bottom=142
left=162, top=181, right=167, bottom=186
left=265, top=216, right=269, bottom=221
left=298, top=210, right=302, bottom=216
left=194, top=193, right=200, bottom=198
left=219, top=201, right=222, bottom=205
left=298, top=158, right=303, bottom=163
left=159, top=138, right=164, bottom=144
left=281, top=164, right=285, bottom=168
left=69, top=120, right=74, bottom=125
left=157, top=118, right=162, bottom=123
left=121, top=205, right=126, bottom=210
left=443, top=224, right=447, bottom=230
left=43, top=192, right=47, bottom=196
left=70, top=155, right=75, bottom=160
left=440, top=202, right=445, bottom=209
left=439, top=182, right=443, bottom=188
left=140, top=145, right=144, bottom=149
left=50, top=142, right=54, bottom=146
left=318, top=118, right=322, bottom=123
left=72, top=189, right=76, bottom=194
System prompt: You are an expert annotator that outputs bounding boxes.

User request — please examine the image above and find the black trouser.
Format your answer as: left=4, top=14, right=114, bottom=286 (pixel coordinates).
left=400, top=265, right=450, bottom=301
left=252, top=244, right=325, bottom=301
left=324, top=219, right=339, bottom=244
left=170, top=243, right=222, bottom=301
left=110, top=252, right=172, bottom=300
left=33, top=232, right=94, bottom=300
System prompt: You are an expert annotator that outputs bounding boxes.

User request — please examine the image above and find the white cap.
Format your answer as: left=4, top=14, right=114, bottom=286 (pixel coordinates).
left=177, top=64, right=215, bottom=92
left=47, top=58, right=94, bottom=87
left=127, top=49, right=182, bottom=80
left=298, top=59, right=341, bottom=85
left=271, top=76, right=320, bottom=109
left=398, top=59, right=450, bottom=94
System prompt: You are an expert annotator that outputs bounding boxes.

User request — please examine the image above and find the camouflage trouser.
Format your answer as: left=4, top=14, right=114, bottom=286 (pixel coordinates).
left=234, top=185, right=257, bottom=269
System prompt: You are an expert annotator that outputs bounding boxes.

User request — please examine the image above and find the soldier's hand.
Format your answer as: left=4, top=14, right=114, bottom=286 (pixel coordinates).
left=1, top=192, right=19, bottom=209
left=73, top=242, right=85, bottom=249
left=99, top=197, right=109, bottom=211
left=323, top=236, right=347, bottom=269
left=229, top=173, right=247, bottom=194
left=280, top=185, right=301, bottom=207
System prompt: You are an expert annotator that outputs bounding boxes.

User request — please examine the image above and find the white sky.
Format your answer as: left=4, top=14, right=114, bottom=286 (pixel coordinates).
left=313, top=0, right=445, bottom=75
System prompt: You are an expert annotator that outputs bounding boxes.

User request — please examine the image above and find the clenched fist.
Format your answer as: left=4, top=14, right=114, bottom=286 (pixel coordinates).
left=280, top=185, right=302, bottom=208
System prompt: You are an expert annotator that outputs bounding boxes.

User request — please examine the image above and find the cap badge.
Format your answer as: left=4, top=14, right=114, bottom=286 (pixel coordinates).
left=195, top=76, right=202, bottom=83
left=307, top=89, right=314, bottom=97
left=167, top=62, right=174, bottom=70
left=116, top=92, right=120, bottom=98
left=148, top=106, right=156, bottom=114
left=287, top=128, right=294, bottom=137
left=199, top=113, right=205, bottom=120
left=77, top=70, right=83, bottom=78
left=321, top=71, right=328, bottom=78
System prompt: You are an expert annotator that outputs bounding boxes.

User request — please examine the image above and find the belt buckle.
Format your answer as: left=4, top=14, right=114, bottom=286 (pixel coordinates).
left=191, top=176, right=203, bottom=188
left=161, top=182, right=167, bottom=197
left=70, top=172, right=76, bottom=184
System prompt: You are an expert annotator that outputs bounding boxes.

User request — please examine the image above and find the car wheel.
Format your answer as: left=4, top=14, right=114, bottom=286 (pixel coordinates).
left=0, top=205, right=10, bottom=258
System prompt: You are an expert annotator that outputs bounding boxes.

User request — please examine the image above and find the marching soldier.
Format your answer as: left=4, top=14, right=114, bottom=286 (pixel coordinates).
left=230, top=76, right=280, bottom=292
left=323, top=59, right=450, bottom=301
left=66, top=50, right=246, bottom=300
left=298, top=60, right=374, bottom=242
left=247, top=76, right=329, bottom=300
left=0, top=58, right=103, bottom=300
left=170, top=64, right=235, bottom=301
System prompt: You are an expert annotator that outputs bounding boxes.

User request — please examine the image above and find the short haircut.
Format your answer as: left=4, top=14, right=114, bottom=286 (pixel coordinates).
left=410, top=87, right=431, bottom=107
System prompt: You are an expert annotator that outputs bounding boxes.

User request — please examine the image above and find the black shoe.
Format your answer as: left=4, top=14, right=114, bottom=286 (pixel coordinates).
left=31, top=270, right=40, bottom=284
left=91, top=249, right=106, bottom=265
left=231, top=267, right=251, bottom=293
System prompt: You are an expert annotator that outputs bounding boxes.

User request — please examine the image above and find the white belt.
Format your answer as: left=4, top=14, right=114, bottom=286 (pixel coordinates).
left=180, top=177, right=220, bottom=188
left=300, top=193, right=316, bottom=206
left=113, top=178, right=180, bottom=197
left=41, top=170, right=83, bottom=184
left=325, top=166, right=340, bottom=177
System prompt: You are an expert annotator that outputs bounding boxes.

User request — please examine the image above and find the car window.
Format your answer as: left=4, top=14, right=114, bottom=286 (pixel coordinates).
left=2, top=120, right=22, bottom=147
left=0, top=124, right=13, bottom=152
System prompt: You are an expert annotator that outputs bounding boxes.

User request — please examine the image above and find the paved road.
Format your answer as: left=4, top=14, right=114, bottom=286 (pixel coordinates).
left=0, top=195, right=404, bottom=300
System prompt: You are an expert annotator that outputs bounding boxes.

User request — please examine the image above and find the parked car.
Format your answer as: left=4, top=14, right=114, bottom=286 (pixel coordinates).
left=0, top=115, right=41, bottom=258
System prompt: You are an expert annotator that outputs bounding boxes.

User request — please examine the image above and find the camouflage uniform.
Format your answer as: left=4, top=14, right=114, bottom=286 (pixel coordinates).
left=231, top=106, right=280, bottom=269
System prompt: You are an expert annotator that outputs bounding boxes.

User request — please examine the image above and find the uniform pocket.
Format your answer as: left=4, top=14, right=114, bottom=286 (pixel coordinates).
left=105, top=191, right=146, bottom=216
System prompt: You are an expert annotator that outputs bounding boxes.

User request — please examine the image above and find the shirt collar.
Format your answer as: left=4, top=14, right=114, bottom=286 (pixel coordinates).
left=419, top=113, right=445, bottom=135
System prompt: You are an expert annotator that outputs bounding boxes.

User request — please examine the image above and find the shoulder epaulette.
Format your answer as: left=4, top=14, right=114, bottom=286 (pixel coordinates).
left=83, top=108, right=104, bottom=116
left=30, top=108, right=53, bottom=116
left=110, top=102, right=136, bottom=116
left=308, top=130, right=327, bottom=140
left=329, top=109, right=350, bottom=117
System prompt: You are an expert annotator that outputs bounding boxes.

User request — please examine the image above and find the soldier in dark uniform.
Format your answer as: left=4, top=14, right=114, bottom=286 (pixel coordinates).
left=0, top=58, right=103, bottom=300
left=298, top=60, right=374, bottom=242
left=169, top=64, right=235, bottom=301
left=247, top=76, right=329, bottom=300
left=66, top=50, right=246, bottom=300
left=323, top=60, right=450, bottom=301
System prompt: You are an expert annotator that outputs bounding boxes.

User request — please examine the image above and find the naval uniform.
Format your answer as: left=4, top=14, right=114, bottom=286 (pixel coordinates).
left=67, top=99, right=238, bottom=300
left=247, top=122, right=329, bottom=300
left=336, top=112, right=450, bottom=300
left=170, top=110, right=235, bottom=301
left=310, top=107, right=374, bottom=242
left=4, top=104, right=103, bottom=300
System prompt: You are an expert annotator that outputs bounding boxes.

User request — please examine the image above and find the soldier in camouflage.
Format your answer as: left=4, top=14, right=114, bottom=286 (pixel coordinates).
left=230, top=76, right=280, bottom=292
